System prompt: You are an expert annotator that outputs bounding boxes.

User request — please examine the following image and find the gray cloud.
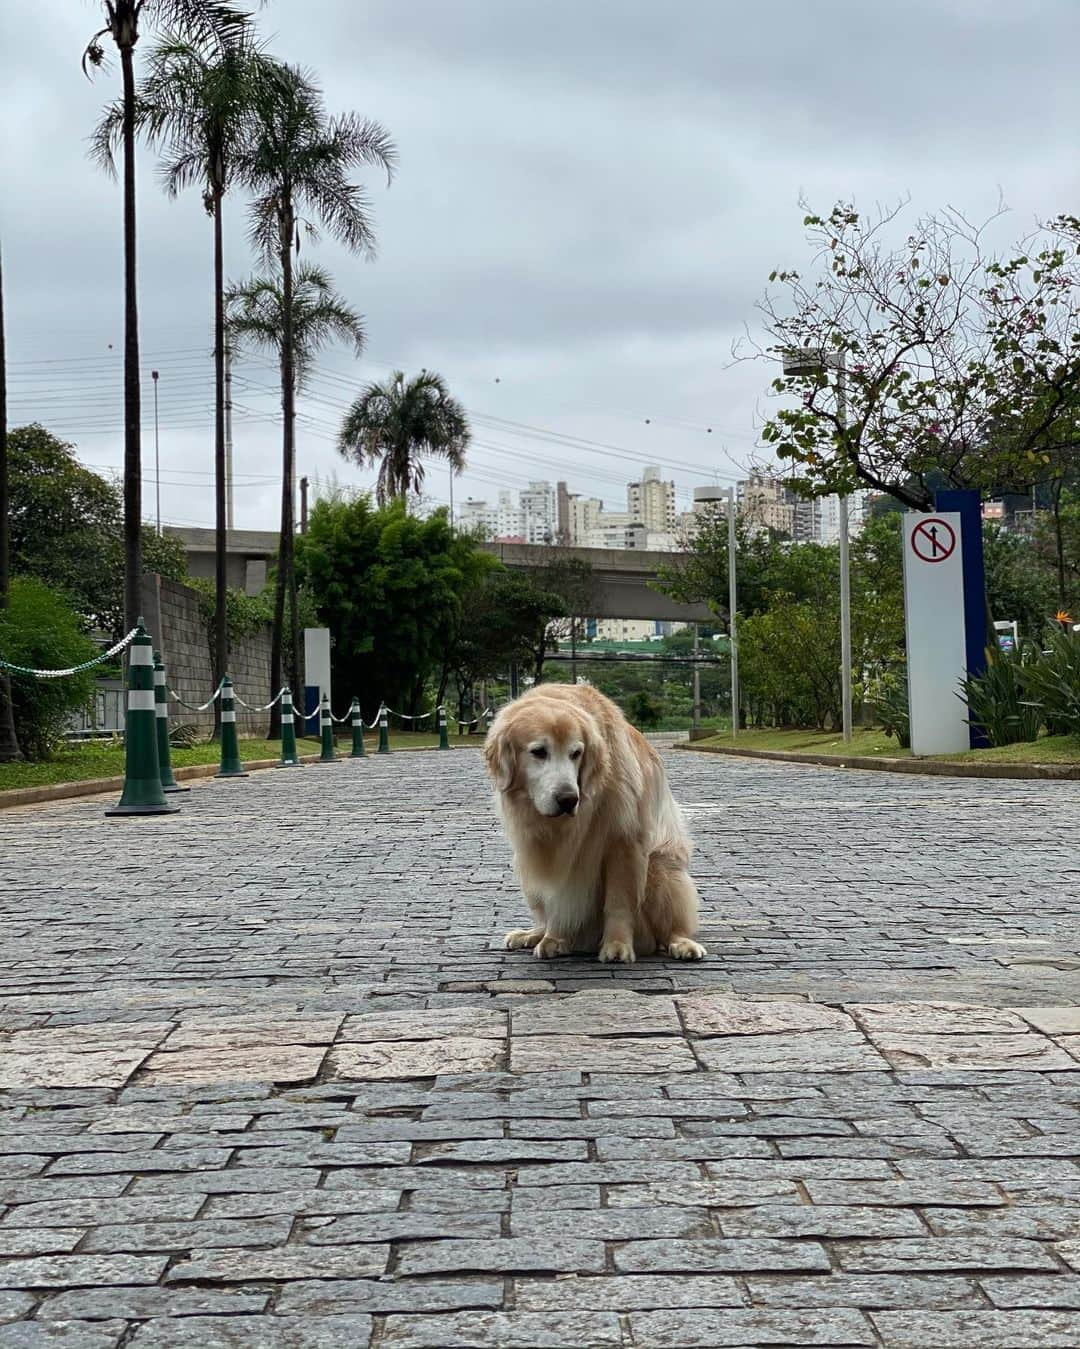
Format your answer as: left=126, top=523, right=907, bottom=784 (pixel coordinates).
left=5, top=0, right=1080, bottom=531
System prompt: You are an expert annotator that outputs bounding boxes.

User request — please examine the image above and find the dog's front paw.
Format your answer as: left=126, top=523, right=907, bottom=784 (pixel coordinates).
left=505, top=927, right=544, bottom=951
left=598, top=938, right=636, bottom=964
left=667, top=936, right=707, bottom=961
left=533, top=934, right=569, bottom=960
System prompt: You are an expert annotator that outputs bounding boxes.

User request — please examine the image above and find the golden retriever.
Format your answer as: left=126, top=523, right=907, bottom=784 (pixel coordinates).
left=484, top=683, right=706, bottom=963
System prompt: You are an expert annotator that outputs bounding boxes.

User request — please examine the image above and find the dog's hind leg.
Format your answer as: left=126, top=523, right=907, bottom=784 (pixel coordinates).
left=649, top=854, right=707, bottom=961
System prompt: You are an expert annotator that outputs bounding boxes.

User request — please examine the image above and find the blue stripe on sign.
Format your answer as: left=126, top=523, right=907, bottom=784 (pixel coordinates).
left=935, top=488, right=989, bottom=748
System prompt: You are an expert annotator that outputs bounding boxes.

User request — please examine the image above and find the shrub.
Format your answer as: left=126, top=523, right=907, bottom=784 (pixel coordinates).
left=870, top=669, right=911, bottom=748
left=0, top=578, right=99, bottom=760
left=1019, top=629, right=1080, bottom=737
left=962, top=646, right=1042, bottom=746
left=627, top=690, right=664, bottom=729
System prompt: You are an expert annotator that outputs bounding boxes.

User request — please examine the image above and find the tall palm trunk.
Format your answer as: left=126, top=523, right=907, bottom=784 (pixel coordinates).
left=267, top=198, right=297, bottom=739
left=0, top=244, right=21, bottom=762
left=212, top=185, right=227, bottom=737
left=281, top=211, right=301, bottom=713
left=120, top=37, right=142, bottom=636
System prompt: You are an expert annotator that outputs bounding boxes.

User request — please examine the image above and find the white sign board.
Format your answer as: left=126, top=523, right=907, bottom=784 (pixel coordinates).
left=303, top=627, right=331, bottom=728
left=902, top=512, right=969, bottom=755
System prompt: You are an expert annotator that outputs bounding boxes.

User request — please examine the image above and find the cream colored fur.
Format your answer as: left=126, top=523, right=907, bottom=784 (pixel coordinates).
left=484, top=684, right=706, bottom=963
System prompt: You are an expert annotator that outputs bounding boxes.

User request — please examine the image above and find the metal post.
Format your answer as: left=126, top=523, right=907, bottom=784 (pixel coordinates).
left=224, top=340, right=234, bottom=531
left=570, top=618, right=578, bottom=685
left=727, top=487, right=739, bottom=739
left=151, top=370, right=160, bottom=533
left=300, top=476, right=309, bottom=535
left=837, top=367, right=853, bottom=744
left=692, top=623, right=701, bottom=735
left=449, top=465, right=454, bottom=532
left=509, top=660, right=519, bottom=700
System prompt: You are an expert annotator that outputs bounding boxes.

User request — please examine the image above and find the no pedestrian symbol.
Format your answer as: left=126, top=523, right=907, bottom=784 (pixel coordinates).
left=911, top=517, right=957, bottom=564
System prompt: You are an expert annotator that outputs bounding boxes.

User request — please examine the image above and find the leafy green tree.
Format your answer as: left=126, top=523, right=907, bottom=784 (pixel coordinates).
left=0, top=579, right=98, bottom=760
left=233, top=65, right=394, bottom=734
left=295, top=493, right=496, bottom=719
left=756, top=202, right=1080, bottom=510
left=525, top=554, right=597, bottom=680
left=6, top=424, right=187, bottom=637
left=627, top=689, right=664, bottom=730
left=94, top=33, right=282, bottom=704
left=83, top=0, right=251, bottom=632
left=444, top=571, right=566, bottom=721
left=227, top=260, right=367, bottom=729
left=983, top=523, right=1059, bottom=641
left=339, top=369, right=469, bottom=506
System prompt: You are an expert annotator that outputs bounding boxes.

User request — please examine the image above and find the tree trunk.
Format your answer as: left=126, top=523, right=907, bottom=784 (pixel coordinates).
left=0, top=242, right=22, bottom=761
left=268, top=203, right=297, bottom=740
left=212, top=189, right=227, bottom=739
left=120, top=40, right=142, bottom=637
left=1052, top=477, right=1068, bottom=610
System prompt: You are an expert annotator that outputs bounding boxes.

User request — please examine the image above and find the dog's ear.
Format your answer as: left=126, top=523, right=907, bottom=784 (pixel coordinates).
left=484, top=719, right=515, bottom=791
left=577, top=710, right=610, bottom=799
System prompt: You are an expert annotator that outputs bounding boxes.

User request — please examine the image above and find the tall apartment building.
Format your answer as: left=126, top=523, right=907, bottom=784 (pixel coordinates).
left=458, top=482, right=557, bottom=544
left=737, top=474, right=795, bottom=536
left=627, top=465, right=677, bottom=533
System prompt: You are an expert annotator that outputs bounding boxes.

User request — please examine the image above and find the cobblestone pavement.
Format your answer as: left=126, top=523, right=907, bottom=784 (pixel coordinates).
left=2, top=747, right=1080, bottom=1346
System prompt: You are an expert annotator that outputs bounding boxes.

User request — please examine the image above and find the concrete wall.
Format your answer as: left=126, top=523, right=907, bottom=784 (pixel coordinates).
left=477, top=542, right=715, bottom=622
left=138, top=573, right=274, bottom=736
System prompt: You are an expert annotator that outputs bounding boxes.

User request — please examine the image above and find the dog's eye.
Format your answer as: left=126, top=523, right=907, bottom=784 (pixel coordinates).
left=530, top=746, right=548, bottom=760
left=570, top=748, right=583, bottom=761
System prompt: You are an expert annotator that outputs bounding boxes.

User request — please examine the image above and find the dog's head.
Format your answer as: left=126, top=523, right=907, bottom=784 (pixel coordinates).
left=484, top=694, right=608, bottom=819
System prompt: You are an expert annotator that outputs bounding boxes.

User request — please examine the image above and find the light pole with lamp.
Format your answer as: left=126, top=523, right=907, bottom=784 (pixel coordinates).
left=781, top=348, right=853, bottom=745
left=151, top=369, right=161, bottom=533
left=693, top=484, right=738, bottom=738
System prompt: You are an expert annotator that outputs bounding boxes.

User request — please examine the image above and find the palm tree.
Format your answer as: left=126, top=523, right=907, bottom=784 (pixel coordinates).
left=235, top=65, right=395, bottom=736
left=0, top=243, right=21, bottom=762
left=338, top=370, right=470, bottom=506
left=83, top=1, right=251, bottom=636
left=226, top=262, right=365, bottom=728
left=93, top=34, right=275, bottom=726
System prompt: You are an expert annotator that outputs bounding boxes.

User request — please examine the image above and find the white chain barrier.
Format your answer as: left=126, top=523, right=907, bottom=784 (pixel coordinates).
left=232, top=686, right=288, bottom=712
left=169, top=680, right=224, bottom=712
left=0, top=627, right=139, bottom=679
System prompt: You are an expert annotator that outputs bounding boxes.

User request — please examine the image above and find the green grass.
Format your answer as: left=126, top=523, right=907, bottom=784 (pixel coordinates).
left=693, top=727, right=1080, bottom=765
left=0, top=729, right=479, bottom=794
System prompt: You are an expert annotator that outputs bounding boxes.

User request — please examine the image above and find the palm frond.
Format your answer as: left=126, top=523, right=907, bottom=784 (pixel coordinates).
left=338, top=370, right=469, bottom=503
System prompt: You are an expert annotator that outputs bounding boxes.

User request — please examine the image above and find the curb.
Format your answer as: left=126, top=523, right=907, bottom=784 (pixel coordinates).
left=0, top=739, right=487, bottom=812
left=675, top=741, right=1080, bottom=781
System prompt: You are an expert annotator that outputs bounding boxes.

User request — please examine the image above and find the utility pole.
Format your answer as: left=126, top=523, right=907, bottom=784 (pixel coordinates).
left=728, top=486, right=739, bottom=739
left=224, top=340, right=234, bottom=531
left=151, top=370, right=161, bottom=532
left=0, top=241, right=22, bottom=761
left=300, top=476, right=309, bottom=535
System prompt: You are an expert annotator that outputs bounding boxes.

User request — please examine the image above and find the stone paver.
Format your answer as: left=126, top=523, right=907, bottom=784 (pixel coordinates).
left=1, top=748, right=1079, bottom=1340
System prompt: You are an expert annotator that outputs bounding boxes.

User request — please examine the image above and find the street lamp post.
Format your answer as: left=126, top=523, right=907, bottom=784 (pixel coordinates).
left=151, top=369, right=161, bottom=533
left=693, top=484, right=738, bottom=738
left=782, top=348, right=853, bottom=744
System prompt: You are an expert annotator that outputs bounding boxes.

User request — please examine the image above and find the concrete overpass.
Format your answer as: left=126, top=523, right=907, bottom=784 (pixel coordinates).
left=478, top=542, right=714, bottom=622
left=167, top=528, right=715, bottom=622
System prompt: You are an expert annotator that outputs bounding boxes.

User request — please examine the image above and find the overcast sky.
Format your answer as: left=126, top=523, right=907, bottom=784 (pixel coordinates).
left=4, top=0, right=1079, bottom=531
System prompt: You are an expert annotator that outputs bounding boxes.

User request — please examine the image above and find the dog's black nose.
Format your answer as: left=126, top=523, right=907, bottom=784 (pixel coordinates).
left=556, top=792, right=579, bottom=815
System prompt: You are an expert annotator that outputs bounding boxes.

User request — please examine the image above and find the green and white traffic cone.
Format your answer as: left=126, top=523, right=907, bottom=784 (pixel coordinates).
left=350, top=697, right=366, bottom=758
left=377, top=703, right=390, bottom=754
left=317, top=694, right=339, bottom=763
left=437, top=704, right=451, bottom=750
left=215, top=676, right=248, bottom=778
left=106, top=620, right=180, bottom=817
left=154, top=652, right=189, bottom=794
left=277, top=686, right=302, bottom=767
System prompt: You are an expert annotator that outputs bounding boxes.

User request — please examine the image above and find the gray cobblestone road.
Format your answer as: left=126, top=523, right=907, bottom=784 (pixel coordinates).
left=2, top=747, right=1080, bottom=1346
